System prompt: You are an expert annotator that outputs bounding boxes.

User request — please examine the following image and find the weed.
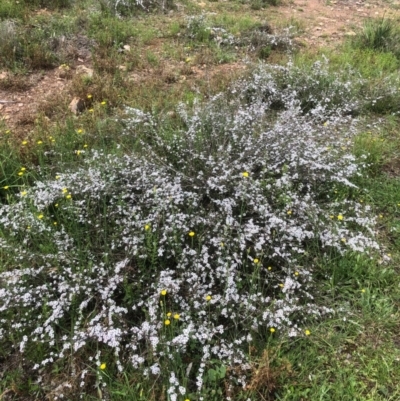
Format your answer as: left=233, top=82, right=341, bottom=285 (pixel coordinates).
left=351, top=18, right=400, bottom=59
left=250, top=0, right=280, bottom=9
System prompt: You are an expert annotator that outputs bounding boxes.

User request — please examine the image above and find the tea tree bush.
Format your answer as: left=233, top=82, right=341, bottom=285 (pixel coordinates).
left=0, top=61, right=382, bottom=399
left=99, top=0, right=173, bottom=15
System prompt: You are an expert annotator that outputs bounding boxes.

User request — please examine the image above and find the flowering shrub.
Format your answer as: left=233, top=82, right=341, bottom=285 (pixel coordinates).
left=185, top=14, right=294, bottom=50
left=99, top=0, right=172, bottom=14
left=0, top=61, right=380, bottom=399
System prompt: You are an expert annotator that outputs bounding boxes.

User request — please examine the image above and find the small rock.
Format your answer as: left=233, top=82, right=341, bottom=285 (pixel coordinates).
left=69, top=97, right=85, bottom=114
left=75, top=65, right=94, bottom=78
left=118, top=65, right=127, bottom=72
left=58, top=64, right=71, bottom=79
left=18, top=103, right=23, bottom=107
left=123, top=44, right=131, bottom=52
left=127, top=73, right=141, bottom=82
left=345, top=31, right=357, bottom=37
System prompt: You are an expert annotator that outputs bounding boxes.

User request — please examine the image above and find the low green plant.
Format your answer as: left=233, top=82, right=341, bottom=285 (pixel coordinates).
left=0, top=0, right=26, bottom=19
left=20, top=0, right=74, bottom=8
left=352, top=18, right=400, bottom=59
left=258, top=45, right=271, bottom=59
left=250, top=0, right=280, bottom=9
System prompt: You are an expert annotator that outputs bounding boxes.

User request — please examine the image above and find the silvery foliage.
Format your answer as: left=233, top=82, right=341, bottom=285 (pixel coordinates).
left=185, top=15, right=236, bottom=46
left=99, top=0, right=167, bottom=13
left=0, top=61, right=379, bottom=395
left=185, top=14, right=294, bottom=50
left=0, top=20, right=18, bottom=51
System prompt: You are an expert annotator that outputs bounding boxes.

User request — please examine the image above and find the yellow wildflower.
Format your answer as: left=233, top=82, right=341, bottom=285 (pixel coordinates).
left=189, top=231, right=195, bottom=237
left=173, top=313, right=180, bottom=320
left=294, top=271, right=299, bottom=276
left=270, top=327, right=275, bottom=333
left=38, top=214, right=44, bottom=219
left=253, top=258, right=259, bottom=264
left=337, top=214, right=343, bottom=221
left=145, top=224, right=150, bottom=231
left=361, top=289, right=366, bottom=293
left=206, top=295, right=211, bottom=301
left=18, top=172, right=23, bottom=176
left=287, top=210, right=292, bottom=215
left=87, top=94, right=92, bottom=99
left=305, top=330, right=311, bottom=336
left=66, top=194, right=72, bottom=199
left=164, top=319, right=171, bottom=326
left=101, top=101, right=106, bottom=105
left=3, top=186, right=9, bottom=190
left=167, top=312, right=172, bottom=317
left=161, top=289, right=167, bottom=296
left=62, top=188, right=68, bottom=193
left=21, top=191, right=27, bottom=196
left=20, top=167, right=26, bottom=171
left=100, top=363, right=106, bottom=370
left=267, top=266, right=272, bottom=271
left=37, top=140, right=43, bottom=145
left=242, top=171, right=249, bottom=177
left=22, top=140, right=28, bottom=145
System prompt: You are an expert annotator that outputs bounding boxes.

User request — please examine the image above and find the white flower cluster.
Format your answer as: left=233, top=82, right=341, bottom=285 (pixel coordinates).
left=0, top=61, right=379, bottom=397
left=185, top=14, right=293, bottom=50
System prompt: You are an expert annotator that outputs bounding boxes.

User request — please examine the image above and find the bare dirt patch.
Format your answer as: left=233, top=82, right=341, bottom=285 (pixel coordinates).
left=278, top=0, right=400, bottom=47
left=0, top=69, right=69, bottom=136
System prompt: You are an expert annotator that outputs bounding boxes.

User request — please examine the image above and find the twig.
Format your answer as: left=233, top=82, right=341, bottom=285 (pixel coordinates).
left=0, top=100, right=17, bottom=104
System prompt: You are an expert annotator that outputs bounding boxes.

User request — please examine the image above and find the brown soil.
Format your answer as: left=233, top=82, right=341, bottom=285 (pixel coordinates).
left=279, top=0, right=400, bottom=47
left=0, top=70, right=69, bottom=135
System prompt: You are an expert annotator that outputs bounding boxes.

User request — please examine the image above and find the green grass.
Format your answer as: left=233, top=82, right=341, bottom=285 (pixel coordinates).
left=351, top=18, right=400, bottom=59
